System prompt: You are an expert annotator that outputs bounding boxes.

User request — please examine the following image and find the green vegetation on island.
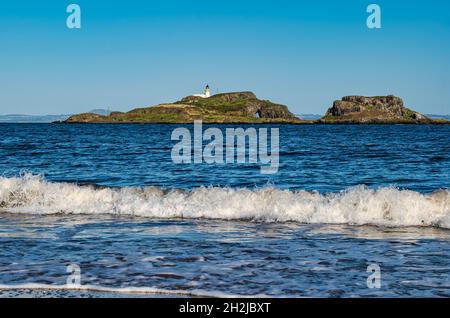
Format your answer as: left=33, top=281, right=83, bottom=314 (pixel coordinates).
left=64, top=92, right=303, bottom=124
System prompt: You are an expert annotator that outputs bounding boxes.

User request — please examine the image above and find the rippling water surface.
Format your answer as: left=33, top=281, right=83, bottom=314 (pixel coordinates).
left=0, top=124, right=449, bottom=297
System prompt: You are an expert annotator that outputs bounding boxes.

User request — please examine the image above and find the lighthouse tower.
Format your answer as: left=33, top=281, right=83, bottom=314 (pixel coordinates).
left=194, top=85, right=212, bottom=98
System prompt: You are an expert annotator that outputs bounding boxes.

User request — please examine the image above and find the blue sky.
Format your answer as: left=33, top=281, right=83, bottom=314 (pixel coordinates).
left=0, top=0, right=449, bottom=115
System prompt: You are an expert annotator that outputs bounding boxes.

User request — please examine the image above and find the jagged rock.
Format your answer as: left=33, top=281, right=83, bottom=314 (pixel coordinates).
left=321, top=95, right=431, bottom=123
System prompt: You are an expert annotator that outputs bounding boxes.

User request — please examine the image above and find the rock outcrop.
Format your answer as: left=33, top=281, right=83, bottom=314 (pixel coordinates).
left=320, top=95, right=431, bottom=123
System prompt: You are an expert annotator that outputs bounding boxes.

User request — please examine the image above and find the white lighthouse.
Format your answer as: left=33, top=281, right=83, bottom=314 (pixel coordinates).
left=194, top=85, right=211, bottom=98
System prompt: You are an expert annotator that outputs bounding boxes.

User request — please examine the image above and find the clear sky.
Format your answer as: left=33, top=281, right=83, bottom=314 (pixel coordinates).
left=1, top=0, right=450, bottom=115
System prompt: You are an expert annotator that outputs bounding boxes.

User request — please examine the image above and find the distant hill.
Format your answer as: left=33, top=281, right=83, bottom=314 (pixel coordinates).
left=426, top=114, right=450, bottom=121
left=0, top=109, right=112, bottom=123
left=296, top=114, right=322, bottom=120
left=65, top=92, right=303, bottom=124
left=89, top=109, right=112, bottom=116
left=0, top=114, right=71, bottom=123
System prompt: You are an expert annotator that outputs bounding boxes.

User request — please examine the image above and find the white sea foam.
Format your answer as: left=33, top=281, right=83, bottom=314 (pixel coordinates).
left=0, top=283, right=258, bottom=298
left=0, top=174, right=449, bottom=229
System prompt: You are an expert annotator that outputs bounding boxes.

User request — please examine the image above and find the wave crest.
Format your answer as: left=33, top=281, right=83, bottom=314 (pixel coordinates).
left=1, top=174, right=449, bottom=228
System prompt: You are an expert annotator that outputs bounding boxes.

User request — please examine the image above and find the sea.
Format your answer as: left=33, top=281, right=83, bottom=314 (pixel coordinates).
left=0, top=123, right=449, bottom=297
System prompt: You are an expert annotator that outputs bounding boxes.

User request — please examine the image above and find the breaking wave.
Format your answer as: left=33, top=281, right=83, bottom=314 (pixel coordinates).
left=0, top=174, right=449, bottom=229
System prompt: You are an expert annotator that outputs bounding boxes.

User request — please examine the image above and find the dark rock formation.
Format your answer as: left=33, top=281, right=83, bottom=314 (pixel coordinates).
left=321, top=95, right=431, bottom=123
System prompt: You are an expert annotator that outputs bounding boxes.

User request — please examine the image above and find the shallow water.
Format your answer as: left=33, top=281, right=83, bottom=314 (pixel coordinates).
left=0, top=124, right=449, bottom=297
left=1, top=214, right=450, bottom=297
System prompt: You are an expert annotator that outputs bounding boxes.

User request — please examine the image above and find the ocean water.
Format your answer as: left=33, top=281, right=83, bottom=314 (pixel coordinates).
left=0, top=123, right=449, bottom=297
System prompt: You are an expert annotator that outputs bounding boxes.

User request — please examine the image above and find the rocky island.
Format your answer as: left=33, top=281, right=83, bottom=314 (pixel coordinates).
left=64, top=91, right=302, bottom=124
left=319, top=95, right=436, bottom=124
left=63, top=90, right=448, bottom=124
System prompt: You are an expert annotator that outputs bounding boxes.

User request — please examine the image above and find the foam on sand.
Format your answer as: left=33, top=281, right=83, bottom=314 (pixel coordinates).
left=0, top=283, right=257, bottom=298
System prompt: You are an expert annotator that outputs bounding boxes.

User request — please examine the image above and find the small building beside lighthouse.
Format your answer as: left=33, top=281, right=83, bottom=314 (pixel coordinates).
left=194, top=85, right=211, bottom=98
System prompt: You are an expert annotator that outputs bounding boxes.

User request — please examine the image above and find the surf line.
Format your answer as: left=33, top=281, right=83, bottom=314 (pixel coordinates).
left=171, top=120, right=279, bottom=174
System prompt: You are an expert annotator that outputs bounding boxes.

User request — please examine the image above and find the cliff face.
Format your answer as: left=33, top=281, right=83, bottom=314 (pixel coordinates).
left=65, top=92, right=301, bottom=123
left=321, top=95, right=431, bottom=123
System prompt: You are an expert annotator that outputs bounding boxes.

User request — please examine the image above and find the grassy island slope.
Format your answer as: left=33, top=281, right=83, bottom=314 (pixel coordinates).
left=65, top=92, right=304, bottom=124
